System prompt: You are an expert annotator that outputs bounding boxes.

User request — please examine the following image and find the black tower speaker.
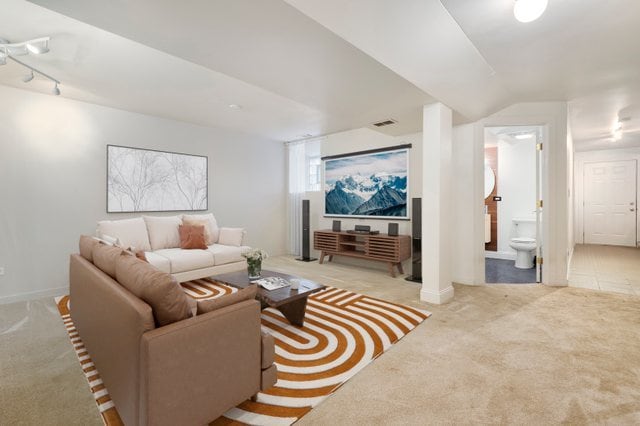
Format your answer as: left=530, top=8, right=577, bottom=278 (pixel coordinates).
left=296, top=199, right=317, bottom=262
left=405, top=198, right=422, bottom=283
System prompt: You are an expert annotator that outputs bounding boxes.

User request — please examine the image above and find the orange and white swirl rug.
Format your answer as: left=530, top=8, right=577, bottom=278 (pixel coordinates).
left=56, top=279, right=429, bottom=425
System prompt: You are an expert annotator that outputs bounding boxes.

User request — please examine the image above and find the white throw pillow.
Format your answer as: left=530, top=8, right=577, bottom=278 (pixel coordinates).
left=97, top=217, right=151, bottom=252
left=218, top=227, right=245, bottom=247
left=182, top=213, right=219, bottom=245
left=143, top=215, right=182, bottom=250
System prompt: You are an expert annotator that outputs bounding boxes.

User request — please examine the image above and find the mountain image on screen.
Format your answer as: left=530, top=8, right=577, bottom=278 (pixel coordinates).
left=325, top=173, right=407, bottom=217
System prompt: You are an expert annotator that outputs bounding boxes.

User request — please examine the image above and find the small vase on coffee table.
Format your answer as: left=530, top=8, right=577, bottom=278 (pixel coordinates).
left=247, top=259, right=262, bottom=279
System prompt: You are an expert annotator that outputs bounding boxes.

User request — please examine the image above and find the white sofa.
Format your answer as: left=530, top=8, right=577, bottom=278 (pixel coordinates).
left=96, top=214, right=249, bottom=282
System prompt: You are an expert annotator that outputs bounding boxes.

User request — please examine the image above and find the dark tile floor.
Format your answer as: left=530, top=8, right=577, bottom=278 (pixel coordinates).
left=485, top=258, right=537, bottom=284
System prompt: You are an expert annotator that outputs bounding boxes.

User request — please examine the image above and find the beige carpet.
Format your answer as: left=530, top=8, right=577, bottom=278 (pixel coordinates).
left=55, top=281, right=429, bottom=425
left=3, top=255, right=640, bottom=424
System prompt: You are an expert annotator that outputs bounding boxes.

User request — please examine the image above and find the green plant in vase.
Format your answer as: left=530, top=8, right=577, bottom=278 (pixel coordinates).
left=242, top=248, right=268, bottom=279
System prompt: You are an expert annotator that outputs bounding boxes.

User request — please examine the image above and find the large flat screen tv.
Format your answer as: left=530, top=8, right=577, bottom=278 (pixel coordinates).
left=324, top=147, right=409, bottom=219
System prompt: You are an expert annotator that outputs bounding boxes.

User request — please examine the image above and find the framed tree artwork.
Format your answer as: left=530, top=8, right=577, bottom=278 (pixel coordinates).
left=107, top=145, right=208, bottom=213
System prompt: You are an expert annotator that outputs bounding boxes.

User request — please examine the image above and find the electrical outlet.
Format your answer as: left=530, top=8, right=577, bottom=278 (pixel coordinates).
left=0, top=267, right=4, bottom=276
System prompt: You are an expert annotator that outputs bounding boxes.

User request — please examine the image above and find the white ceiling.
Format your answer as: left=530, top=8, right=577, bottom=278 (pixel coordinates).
left=6, top=0, right=433, bottom=140
left=3, top=0, right=639, bottom=149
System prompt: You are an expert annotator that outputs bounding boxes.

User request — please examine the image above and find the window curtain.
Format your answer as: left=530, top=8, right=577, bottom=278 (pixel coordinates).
left=287, top=141, right=306, bottom=255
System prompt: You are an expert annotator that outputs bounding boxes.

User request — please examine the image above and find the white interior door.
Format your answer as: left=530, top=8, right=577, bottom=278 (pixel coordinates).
left=584, top=160, right=637, bottom=246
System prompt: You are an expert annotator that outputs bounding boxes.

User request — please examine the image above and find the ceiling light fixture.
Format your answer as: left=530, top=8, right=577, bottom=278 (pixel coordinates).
left=0, top=36, right=61, bottom=96
left=514, top=0, right=548, bottom=23
left=515, top=133, right=534, bottom=140
left=0, top=37, right=51, bottom=55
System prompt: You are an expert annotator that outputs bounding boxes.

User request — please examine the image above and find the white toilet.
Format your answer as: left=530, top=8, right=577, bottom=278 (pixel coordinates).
left=509, top=218, right=536, bottom=269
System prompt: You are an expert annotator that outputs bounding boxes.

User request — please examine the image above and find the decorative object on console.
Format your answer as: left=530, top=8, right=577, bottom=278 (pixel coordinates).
left=347, top=225, right=380, bottom=235
left=332, top=220, right=341, bottom=232
left=107, top=145, right=207, bottom=213
left=242, top=248, right=268, bottom=279
left=0, top=36, right=62, bottom=95
left=323, top=144, right=410, bottom=219
left=405, top=197, right=422, bottom=283
left=296, top=199, right=317, bottom=262
left=388, top=222, right=399, bottom=236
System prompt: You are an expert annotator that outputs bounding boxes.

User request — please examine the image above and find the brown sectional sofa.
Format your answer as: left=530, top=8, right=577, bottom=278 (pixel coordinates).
left=70, top=238, right=277, bottom=426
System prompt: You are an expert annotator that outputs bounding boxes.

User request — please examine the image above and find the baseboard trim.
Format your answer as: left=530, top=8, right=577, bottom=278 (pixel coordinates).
left=0, top=286, right=68, bottom=305
left=420, top=285, right=454, bottom=304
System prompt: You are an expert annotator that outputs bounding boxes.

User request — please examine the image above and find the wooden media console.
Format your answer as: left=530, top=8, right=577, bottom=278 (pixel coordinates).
left=313, top=230, right=411, bottom=277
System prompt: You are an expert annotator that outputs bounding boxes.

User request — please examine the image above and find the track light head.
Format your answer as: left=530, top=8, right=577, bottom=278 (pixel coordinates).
left=22, top=70, right=34, bottom=83
left=52, top=82, right=60, bottom=96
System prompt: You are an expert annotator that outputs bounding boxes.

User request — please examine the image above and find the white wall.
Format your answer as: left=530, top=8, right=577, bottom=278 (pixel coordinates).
left=495, top=137, right=537, bottom=258
left=451, top=123, right=484, bottom=284
left=574, top=147, right=640, bottom=245
left=305, top=127, right=422, bottom=271
left=0, top=85, right=286, bottom=303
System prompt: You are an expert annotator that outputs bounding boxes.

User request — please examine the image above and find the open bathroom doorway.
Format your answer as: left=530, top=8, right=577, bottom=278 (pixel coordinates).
left=483, top=125, right=544, bottom=284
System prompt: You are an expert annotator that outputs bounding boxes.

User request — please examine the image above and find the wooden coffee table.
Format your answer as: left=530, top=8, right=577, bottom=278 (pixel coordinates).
left=211, top=270, right=326, bottom=326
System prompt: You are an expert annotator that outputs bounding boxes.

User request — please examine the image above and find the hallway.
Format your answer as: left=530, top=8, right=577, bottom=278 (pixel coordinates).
left=569, top=244, right=640, bottom=295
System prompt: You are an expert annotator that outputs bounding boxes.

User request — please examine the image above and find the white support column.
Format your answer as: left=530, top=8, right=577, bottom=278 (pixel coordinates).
left=421, top=103, right=454, bottom=304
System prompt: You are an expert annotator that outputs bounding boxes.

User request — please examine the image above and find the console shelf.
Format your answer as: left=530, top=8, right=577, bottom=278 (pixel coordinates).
left=313, top=230, right=411, bottom=277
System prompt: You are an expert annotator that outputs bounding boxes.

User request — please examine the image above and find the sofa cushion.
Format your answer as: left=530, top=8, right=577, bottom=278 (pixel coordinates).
left=92, top=243, right=123, bottom=279
left=144, top=252, right=172, bottom=274
left=152, top=248, right=215, bottom=274
left=196, top=285, right=257, bottom=315
left=178, top=225, right=208, bottom=250
left=143, top=215, right=182, bottom=250
left=79, top=235, right=99, bottom=262
left=97, top=217, right=151, bottom=252
left=218, top=227, right=245, bottom=247
left=208, top=244, right=250, bottom=266
left=115, top=253, right=192, bottom=326
left=182, top=213, right=219, bottom=245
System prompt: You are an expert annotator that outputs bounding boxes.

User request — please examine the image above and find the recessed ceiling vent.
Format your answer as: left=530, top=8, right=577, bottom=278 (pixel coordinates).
left=372, top=119, right=397, bottom=127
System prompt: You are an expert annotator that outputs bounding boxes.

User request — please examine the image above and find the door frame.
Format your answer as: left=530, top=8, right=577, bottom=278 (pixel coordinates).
left=482, top=125, right=544, bottom=283
left=474, top=107, right=570, bottom=287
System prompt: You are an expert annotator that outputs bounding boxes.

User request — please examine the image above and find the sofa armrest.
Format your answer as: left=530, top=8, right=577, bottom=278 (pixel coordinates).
left=139, top=299, right=261, bottom=426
